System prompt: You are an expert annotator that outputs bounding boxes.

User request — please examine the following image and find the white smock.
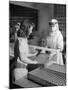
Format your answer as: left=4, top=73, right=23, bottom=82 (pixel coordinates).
left=46, top=30, right=64, bottom=65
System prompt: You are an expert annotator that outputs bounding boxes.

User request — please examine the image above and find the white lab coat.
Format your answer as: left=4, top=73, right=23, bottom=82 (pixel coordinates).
left=46, top=30, right=64, bottom=65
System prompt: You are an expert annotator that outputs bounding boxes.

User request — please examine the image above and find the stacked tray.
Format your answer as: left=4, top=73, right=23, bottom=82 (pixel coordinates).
left=28, top=64, right=66, bottom=86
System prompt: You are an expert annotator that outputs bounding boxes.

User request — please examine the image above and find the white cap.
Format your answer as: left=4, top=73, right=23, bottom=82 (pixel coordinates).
left=51, top=19, right=58, bottom=24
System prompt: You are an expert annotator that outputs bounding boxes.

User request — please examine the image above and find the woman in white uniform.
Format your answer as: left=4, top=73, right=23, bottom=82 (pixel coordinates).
left=45, top=19, right=64, bottom=66
left=13, top=22, right=38, bottom=81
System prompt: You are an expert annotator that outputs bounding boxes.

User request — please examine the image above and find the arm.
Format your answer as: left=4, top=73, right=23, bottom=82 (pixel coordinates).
left=27, top=50, right=38, bottom=57
left=57, top=32, right=64, bottom=52
left=19, top=45, right=38, bottom=64
left=19, top=54, right=37, bottom=64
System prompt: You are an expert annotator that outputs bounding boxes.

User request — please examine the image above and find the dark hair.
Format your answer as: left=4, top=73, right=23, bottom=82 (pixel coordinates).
left=17, top=20, right=35, bottom=38
left=17, top=22, right=29, bottom=38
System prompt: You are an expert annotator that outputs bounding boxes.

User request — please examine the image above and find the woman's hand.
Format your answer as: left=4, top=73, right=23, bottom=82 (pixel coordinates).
left=33, top=50, right=38, bottom=56
left=32, top=60, right=38, bottom=64
left=28, top=49, right=38, bottom=57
